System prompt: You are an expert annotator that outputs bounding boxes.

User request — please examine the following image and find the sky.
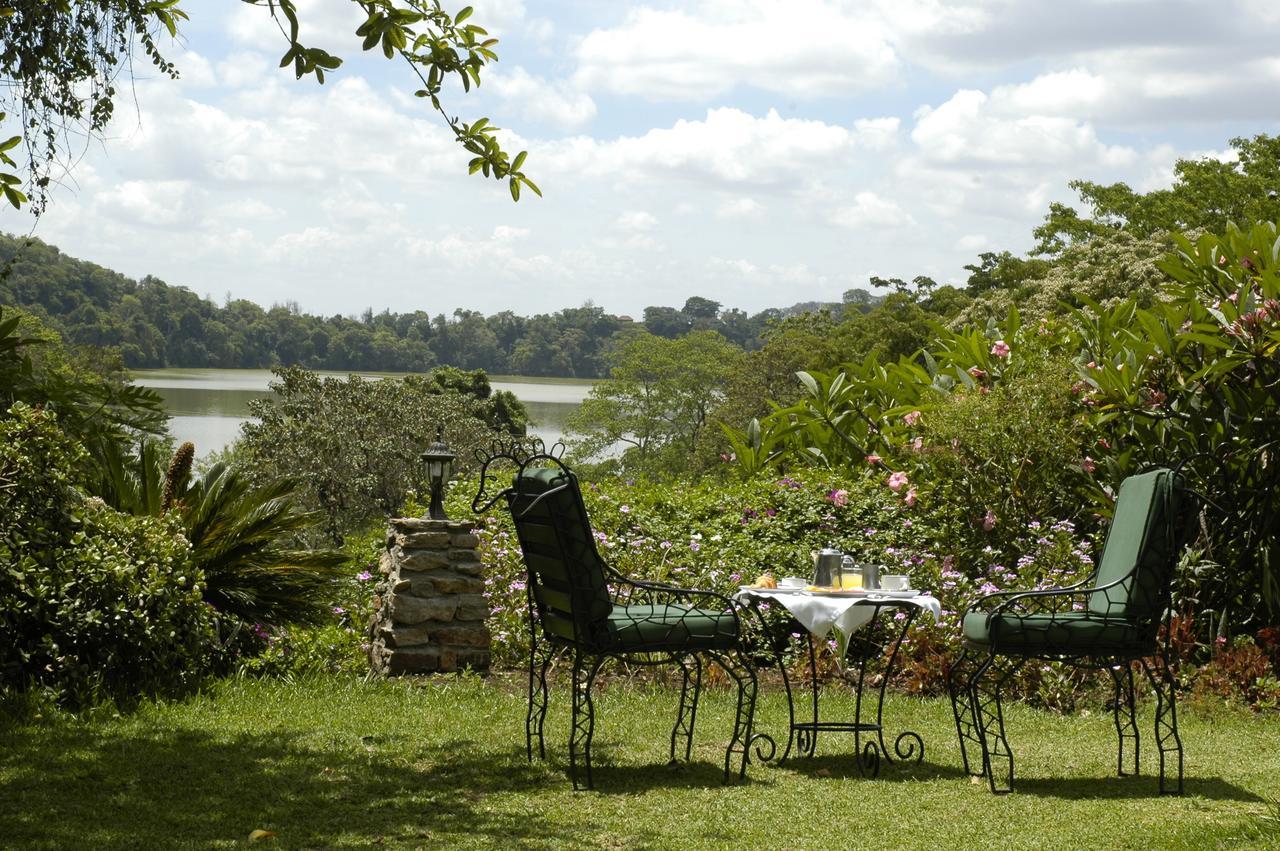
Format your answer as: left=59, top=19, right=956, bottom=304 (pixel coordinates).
left=10, top=0, right=1280, bottom=318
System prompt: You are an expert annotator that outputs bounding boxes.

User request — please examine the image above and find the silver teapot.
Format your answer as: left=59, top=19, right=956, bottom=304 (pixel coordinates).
left=812, top=547, right=843, bottom=587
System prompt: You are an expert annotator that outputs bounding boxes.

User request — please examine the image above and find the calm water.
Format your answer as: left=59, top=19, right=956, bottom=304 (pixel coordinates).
left=132, top=368, right=595, bottom=456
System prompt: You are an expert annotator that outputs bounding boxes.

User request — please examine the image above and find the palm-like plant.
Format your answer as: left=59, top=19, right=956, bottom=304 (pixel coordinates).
left=181, top=462, right=346, bottom=627
left=90, top=440, right=346, bottom=628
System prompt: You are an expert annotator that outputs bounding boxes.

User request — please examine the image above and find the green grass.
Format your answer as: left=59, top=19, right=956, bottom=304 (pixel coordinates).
left=2, top=674, right=1278, bottom=850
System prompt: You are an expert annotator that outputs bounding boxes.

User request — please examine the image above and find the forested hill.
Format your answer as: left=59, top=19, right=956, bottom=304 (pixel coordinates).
left=0, top=233, right=868, bottom=377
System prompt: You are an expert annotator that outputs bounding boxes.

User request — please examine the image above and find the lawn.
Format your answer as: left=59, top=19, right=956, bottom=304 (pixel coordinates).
left=2, top=673, right=1278, bottom=850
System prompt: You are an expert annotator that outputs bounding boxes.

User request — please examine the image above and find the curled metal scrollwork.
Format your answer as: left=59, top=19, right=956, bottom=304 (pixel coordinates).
left=894, top=730, right=924, bottom=763
left=859, top=740, right=881, bottom=778
left=749, top=731, right=777, bottom=763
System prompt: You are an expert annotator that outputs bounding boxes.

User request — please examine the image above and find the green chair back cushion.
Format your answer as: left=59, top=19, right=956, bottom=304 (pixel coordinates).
left=1087, top=468, right=1179, bottom=620
left=508, top=466, right=613, bottom=643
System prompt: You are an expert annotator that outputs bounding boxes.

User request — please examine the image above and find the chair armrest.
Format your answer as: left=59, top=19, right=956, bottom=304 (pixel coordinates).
left=613, top=574, right=737, bottom=611
left=962, top=573, right=1097, bottom=622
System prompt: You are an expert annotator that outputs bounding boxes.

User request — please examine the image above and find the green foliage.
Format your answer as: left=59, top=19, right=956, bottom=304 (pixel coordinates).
left=565, top=330, right=745, bottom=476
left=906, top=351, right=1096, bottom=571
left=1076, top=220, right=1280, bottom=629
left=0, top=404, right=214, bottom=707
left=1, top=0, right=533, bottom=213
left=181, top=462, right=347, bottom=628
left=1033, top=133, right=1280, bottom=256
left=0, top=1, right=183, bottom=213
left=0, top=304, right=166, bottom=455
left=239, top=366, right=519, bottom=542
left=956, top=230, right=1174, bottom=328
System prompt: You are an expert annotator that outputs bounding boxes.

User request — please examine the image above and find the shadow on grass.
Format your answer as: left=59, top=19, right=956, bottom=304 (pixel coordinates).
left=771, top=753, right=970, bottom=783
left=0, top=727, right=626, bottom=848
left=1013, top=774, right=1264, bottom=802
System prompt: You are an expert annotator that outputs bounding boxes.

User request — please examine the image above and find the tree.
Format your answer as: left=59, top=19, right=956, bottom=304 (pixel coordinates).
left=1032, top=134, right=1280, bottom=255
left=0, top=0, right=538, bottom=214
left=565, top=330, right=745, bottom=475
left=238, top=366, right=522, bottom=542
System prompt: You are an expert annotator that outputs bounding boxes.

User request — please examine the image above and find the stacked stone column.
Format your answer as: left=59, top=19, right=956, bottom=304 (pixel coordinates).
left=368, top=518, right=491, bottom=675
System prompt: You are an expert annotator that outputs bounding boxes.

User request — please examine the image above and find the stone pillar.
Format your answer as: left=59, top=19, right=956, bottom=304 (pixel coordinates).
left=368, top=518, right=491, bottom=675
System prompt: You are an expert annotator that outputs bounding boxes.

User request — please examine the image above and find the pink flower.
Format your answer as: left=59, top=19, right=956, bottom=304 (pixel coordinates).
left=904, top=487, right=918, bottom=507
left=865, top=454, right=882, bottom=465
left=1082, top=456, right=1096, bottom=474
left=911, top=436, right=923, bottom=452
left=1086, top=361, right=1097, bottom=370
left=990, top=340, right=1011, bottom=358
left=903, top=410, right=922, bottom=427
left=827, top=488, right=850, bottom=507
left=887, top=471, right=909, bottom=492
left=967, top=366, right=986, bottom=379
left=982, top=509, right=997, bottom=532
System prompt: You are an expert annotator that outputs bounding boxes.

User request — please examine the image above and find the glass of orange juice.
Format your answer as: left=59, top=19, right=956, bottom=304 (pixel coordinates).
left=840, top=570, right=863, bottom=590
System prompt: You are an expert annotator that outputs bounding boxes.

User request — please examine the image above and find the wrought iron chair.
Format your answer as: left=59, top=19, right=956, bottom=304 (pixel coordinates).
left=947, top=467, right=1198, bottom=795
left=473, top=443, right=772, bottom=790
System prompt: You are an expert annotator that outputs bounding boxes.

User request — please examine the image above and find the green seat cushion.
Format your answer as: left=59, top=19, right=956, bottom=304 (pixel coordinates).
left=602, top=604, right=739, bottom=651
left=962, top=611, right=1146, bottom=654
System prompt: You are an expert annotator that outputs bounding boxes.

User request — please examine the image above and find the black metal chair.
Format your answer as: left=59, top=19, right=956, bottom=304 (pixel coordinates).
left=947, top=467, right=1198, bottom=794
left=473, top=444, right=772, bottom=789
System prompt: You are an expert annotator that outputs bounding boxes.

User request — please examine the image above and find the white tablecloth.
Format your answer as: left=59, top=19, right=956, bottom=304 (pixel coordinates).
left=735, top=588, right=941, bottom=656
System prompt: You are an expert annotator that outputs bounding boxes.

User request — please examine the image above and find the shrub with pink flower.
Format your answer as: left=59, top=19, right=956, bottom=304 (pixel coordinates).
left=887, top=471, right=909, bottom=492
left=990, top=340, right=1011, bottom=358
left=903, top=410, right=922, bottom=427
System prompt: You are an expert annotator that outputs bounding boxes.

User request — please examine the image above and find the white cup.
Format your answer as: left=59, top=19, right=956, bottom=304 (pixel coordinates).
left=880, top=574, right=910, bottom=591
left=778, top=576, right=807, bottom=589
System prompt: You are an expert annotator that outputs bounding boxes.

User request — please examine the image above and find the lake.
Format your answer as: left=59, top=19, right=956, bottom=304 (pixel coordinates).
left=131, top=368, right=596, bottom=457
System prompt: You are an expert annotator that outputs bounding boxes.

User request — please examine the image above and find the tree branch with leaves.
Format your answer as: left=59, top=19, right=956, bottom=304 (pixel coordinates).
left=0, top=0, right=537, bottom=214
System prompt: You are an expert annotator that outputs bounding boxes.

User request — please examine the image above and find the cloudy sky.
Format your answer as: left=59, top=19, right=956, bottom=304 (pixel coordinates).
left=14, top=0, right=1280, bottom=317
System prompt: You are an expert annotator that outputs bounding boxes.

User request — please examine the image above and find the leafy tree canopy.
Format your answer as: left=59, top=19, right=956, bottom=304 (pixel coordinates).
left=1032, top=134, right=1280, bottom=256
left=0, top=0, right=537, bottom=213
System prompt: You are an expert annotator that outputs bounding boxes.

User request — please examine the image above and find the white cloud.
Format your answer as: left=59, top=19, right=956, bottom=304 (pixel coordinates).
left=989, top=69, right=1108, bottom=117
left=717, top=198, right=765, bottom=219
left=911, top=89, right=1135, bottom=168
left=831, top=192, right=916, bottom=229
left=487, top=67, right=596, bottom=130
left=853, top=117, right=902, bottom=151
left=615, top=210, right=658, bottom=232
left=99, top=180, right=201, bottom=228
left=954, top=233, right=989, bottom=251
left=537, top=108, right=856, bottom=190
left=574, top=1, right=898, bottom=100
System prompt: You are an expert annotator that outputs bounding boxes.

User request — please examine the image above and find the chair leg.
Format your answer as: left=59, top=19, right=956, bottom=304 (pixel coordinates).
left=526, top=642, right=554, bottom=762
left=970, top=653, right=1024, bottom=794
left=569, top=652, right=605, bottom=791
left=1141, top=652, right=1184, bottom=796
left=670, top=654, right=702, bottom=763
left=947, top=647, right=984, bottom=777
left=709, top=649, right=759, bottom=782
left=1108, top=663, right=1140, bottom=777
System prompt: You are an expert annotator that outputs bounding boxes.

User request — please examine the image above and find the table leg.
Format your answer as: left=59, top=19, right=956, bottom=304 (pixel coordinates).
left=873, top=607, right=924, bottom=766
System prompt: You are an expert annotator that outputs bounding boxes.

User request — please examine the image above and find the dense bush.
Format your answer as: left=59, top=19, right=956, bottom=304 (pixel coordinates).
left=0, top=405, right=214, bottom=706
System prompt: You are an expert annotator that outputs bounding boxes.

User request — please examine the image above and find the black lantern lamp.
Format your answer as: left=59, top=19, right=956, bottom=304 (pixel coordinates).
left=420, top=426, right=456, bottom=520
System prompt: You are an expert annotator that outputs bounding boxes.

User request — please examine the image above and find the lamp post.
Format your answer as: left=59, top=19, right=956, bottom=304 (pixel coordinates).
left=420, top=426, right=456, bottom=521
